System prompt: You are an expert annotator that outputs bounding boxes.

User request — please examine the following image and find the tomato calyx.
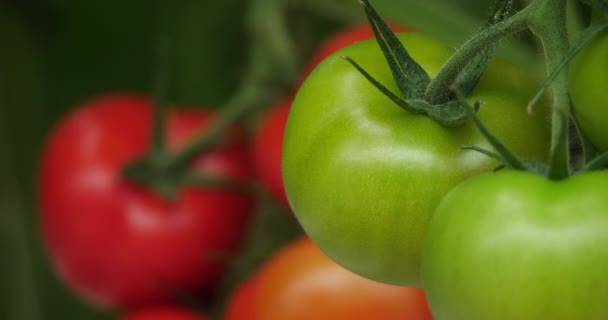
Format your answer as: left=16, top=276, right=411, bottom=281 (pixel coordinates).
left=341, top=0, right=512, bottom=127
left=123, top=154, right=251, bottom=200
left=122, top=155, right=179, bottom=199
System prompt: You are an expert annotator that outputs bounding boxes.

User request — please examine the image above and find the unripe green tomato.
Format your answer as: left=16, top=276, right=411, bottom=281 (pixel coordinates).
left=283, top=32, right=551, bottom=286
left=569, top=29, right=608, bottom=152
left=423, top=171, right=608, bottom=320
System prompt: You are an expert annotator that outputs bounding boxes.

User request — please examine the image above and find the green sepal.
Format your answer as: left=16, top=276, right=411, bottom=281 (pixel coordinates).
left=461, top=145, right=548, bottom=175
left=343, top=56, right=473, bottom=127
left=360, top=0, right=430, bottom=99
left=578, top=152, right=608, bottom=172
left=410, top=99, right=477, bottom=127
left=455, top=91, right=531, bottom=172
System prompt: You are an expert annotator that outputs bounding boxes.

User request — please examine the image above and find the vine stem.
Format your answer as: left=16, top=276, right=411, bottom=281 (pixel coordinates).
left=151, top=35, right=171, bottom=161
left=166, top=73, right=272, bottom=170
left=425, top=0, right=570, bottom=179
left=165, top=0, right=291, bottom=170
left=123, top=0, right=293, bottom=197
left=249, top=0, right=298, bottom=85
left=528, top=0, right=570, bottom=179
left=424, top=2, right=536, bottom=104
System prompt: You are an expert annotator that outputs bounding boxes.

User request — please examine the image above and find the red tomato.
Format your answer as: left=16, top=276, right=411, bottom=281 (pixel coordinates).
left=39, top=94, right=254, bottom=308
left=252, top=99, right=291, bottom=206
left=299, top=22, right=409, bottom=85
left=254, top=237, right=433, bottom=320
left=224, top=276, right=257, bottom=320
left=119, top=306, right=210, bottom=320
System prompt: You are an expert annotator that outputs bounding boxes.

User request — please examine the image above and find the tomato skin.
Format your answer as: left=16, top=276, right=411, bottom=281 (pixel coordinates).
left=119, top=306, right=211, bottom=320
left=283, top=32, right=551, bottom=286
left=252, top=24, right=409, bottom=207
left=224, top=276, right=257, bottom=320
left=39, top=94, right=254, bottom=308
left=422, top=171, right=608, bottom=320
left=569, top=29, right=608, bottom=152
left=254, top=237, right=433, bottom=320
left=252, top=99, right=292, bottom=206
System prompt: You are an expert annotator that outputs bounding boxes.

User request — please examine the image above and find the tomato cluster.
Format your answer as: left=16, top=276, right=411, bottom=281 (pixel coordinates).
left=284, top=31, right=551, bottom=286
left=40, top=1, right=608, bottom=316
left=281, top=3, right=608, bottom=320
left=38, top=22, right=416, bottom=320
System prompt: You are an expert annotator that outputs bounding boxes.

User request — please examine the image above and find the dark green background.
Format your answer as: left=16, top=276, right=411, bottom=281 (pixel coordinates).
left=0, top=1, right=541, bottom=319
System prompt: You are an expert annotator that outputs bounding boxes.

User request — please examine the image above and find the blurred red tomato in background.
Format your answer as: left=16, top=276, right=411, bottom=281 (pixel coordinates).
left=252, top=99, right=292, bottom=207
left=119, top=306, right=211, bottom=320
left=40, top=94, right=255, bottom=308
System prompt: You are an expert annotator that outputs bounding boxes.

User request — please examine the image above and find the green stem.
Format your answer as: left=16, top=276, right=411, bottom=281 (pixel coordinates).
left=424, top=4, right=534, bottom=104
left=151, top=36, right=171, bottom=159
left=166, top=75, right=270, bottom=170
left=305, top=0, right=539, bottom=72
left=0, top=70, right=42, bottom=320
left=167, top=0, right=291, bottom=169
left=249, top=0, right=297, bottom=86
left=528, top=0, right=570, bottom=179
left=124, top=0, right=291, bottom=197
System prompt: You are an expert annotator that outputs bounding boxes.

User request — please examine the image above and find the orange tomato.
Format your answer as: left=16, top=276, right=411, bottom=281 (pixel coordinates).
left=253, top=237, right=433, bottom=320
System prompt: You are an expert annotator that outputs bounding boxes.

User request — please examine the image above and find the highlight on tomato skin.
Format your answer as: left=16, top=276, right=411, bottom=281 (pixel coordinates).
left=223, top=236, right=433, bottom=320
left=118, top=306, right=212, bottom=320
left=39, top=94, right=255, bottom=309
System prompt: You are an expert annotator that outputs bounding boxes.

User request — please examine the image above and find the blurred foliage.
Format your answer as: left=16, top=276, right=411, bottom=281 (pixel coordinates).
left=0, top=0, right=545, bottom=319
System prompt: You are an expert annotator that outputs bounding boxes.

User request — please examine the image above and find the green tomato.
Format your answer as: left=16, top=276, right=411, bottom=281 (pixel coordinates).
left=282, top=32, right=551, bottom=286
left=569, top=29, right=608, bottom=152
left=422, top=171, right=608, bottom=320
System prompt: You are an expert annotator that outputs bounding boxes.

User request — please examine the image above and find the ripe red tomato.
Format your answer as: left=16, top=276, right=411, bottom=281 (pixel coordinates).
left=252, top=99, right=292, bottom=206
left=299, top=22, right=409, bottom=84
left=253, top=237, right=433, bottom=320
left=39, top=94, right=255, bottom=308
left=224, top=276, right=257, bottom=320
left=119, top=306, right=210, bottom=320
